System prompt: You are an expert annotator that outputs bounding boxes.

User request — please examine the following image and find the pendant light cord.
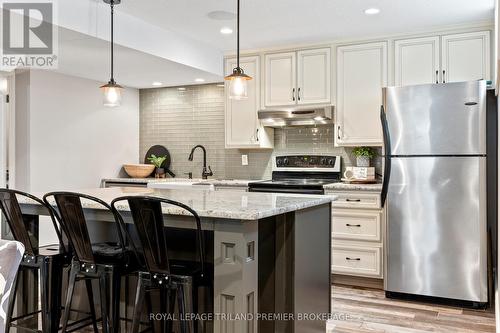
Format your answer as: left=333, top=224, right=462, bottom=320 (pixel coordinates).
left=110, top=0, right=114, bottom=83
left=237, top=0, right=240, bottom=69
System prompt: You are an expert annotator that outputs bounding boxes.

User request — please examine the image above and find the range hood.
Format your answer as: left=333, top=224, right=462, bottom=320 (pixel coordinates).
left=258, top=105, right=334, bottom=127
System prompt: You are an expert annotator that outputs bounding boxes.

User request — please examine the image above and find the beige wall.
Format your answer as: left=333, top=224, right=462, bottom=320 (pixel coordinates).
left=13, top=70, right=140, bottom=245
left=14, top=70, right=140, bottom=192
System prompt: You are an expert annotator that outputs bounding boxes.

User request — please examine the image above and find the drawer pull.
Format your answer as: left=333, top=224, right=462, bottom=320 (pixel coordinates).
left=346, top=224, right=361, bottom=227
left=345, top=199, right=361, bottom=202
left=345, top=257, right=361, bottom=261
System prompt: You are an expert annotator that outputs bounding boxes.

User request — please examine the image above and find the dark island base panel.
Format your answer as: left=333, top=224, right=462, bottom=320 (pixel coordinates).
left=13, top=203, right=331, bottom=333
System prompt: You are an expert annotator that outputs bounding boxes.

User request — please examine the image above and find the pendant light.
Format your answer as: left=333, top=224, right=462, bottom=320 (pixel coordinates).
left=224, top=0, right=252, bottom=100
left=101, top=0, right=123, bottom=107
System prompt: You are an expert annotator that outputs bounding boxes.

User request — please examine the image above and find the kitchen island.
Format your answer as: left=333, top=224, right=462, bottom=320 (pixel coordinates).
left=19, top=187, right=334, bottom=333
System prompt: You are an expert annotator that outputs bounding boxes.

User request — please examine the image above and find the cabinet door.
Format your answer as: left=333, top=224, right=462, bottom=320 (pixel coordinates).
left=395, top=36, right=440, bottom=86
left=264, top=52, right=297, bottom=107
left=336, top=42, right=387, bottom=146
left=297, top=48, right=331, bottom=104
left=225, top=56, right=273, bottom=149
left=441, top=31, right=490, bottom=83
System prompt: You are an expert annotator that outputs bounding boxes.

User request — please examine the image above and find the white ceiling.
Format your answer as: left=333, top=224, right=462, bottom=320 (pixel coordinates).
left=57, top=28, right=223, bottom=89
left=116, top=0, right=495, bottom=52
left=50, top=0, right=495, bottom=88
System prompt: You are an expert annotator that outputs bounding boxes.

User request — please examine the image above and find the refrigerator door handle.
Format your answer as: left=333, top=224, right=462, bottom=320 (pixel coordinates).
left=380, top=105, right=391, bottom=207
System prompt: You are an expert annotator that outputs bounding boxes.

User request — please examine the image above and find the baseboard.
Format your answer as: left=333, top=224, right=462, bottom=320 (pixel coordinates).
left=332, top=274, right=384, bottom=289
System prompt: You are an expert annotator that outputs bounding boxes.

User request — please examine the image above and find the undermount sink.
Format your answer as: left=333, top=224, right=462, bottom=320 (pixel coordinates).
left=147, top=181, right=215, bottom=191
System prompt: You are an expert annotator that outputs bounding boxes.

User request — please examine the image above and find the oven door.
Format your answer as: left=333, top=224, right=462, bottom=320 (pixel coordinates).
left=248, top=187, right=324, bottom=195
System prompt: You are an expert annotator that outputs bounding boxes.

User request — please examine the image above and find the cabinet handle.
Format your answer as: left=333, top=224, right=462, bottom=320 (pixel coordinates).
left=298, top=88, right=301, bottom=101
left=345, top=198, right=361, bottom=202
left=337, top=126, right=341, bottom=140
left=256, top=128, right=259, bottom=142
left=346, top=224, right=361, bottom=227
left=435, top=70, right=439, bottom=84
left=443, top=70, right=446, bottom=83
left=346, top=257, right=361, bottom=261
left=292, top=88, right=295, bottom=101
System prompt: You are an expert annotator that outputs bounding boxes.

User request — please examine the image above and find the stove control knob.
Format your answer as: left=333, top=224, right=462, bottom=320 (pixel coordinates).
left=283, top=158, right=289, bottom=166
left=276, top=159, right=282, bottom=167
left=320, top=157, right=327, bottom=165
left=328, top=158, right=335, bottom=166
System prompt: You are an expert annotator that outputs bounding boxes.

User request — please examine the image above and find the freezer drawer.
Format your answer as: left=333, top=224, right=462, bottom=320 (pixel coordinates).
left=385, top=156, right=487, bottom=302
left=383, top=80, right=486, bottom=155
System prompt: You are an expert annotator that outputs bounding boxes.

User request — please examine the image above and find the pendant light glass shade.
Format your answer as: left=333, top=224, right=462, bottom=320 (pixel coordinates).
left=101, top=81, right=123, bottom=107
left=224, top=0, right=251, bottom=100
left=225, top=67, right=251, bottom=100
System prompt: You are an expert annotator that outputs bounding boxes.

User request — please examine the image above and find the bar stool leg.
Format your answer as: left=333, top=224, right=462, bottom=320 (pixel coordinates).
left=110, top=267, right=121, bottom=333
left=61, top=265, right=78, bottom=333
left=40, top=256, right=64, bottom=333
left=131, top=277, right=145, bottom=333
left=85, top=279, right=99, bottom=333
left=176, top=277, right=194, bottom=333
left=99, top=271, right=111, bottom=333
left=5, top=271, right=20, bottom=333
left=166, top=286, right=176, bottom=333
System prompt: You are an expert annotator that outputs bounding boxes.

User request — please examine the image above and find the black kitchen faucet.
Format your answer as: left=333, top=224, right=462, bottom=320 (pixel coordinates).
left=188, top=145, right=213, bottom=180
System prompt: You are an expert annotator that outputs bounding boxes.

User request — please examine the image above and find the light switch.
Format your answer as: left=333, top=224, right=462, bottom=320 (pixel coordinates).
left=241, top=154, right=248, bottom=166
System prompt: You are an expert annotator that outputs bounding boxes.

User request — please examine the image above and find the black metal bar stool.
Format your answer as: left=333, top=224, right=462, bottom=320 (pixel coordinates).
left=111, top=196, right=206, bottom=333
left=43, top=191, right=137, bottom=333
left=0, top=189, right=70, bottom=333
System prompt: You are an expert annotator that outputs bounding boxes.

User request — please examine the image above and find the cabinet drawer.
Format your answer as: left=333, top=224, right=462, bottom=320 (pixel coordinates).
left=332, top=209, right=381, bottom=242
left=330, top=192, right=380, bottom=209
left=332, top=245, right=382, bottom=277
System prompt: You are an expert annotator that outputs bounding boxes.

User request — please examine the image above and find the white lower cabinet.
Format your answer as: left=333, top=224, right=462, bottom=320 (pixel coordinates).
left=332, top=209, right=382, bottom=242
left=332, top=245, right=382, bottom=277
left=327, top=190, right=385, bottom=279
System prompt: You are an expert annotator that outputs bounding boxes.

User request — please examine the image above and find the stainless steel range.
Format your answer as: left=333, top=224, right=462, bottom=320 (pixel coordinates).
left=248, top=155, right=341, bottom=194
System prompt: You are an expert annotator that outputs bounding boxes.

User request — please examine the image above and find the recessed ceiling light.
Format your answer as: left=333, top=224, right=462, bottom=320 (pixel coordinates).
left=220, top=27, right=233, bottom=35
left=364, top=8, right=380, bottom=15
left=216, top=83, right=225, bottom=87
left=178, top=87, right=186, bottom=91
left=195, top=78, right=205, bottom=83
left=152, top=82, right=162, bottom=86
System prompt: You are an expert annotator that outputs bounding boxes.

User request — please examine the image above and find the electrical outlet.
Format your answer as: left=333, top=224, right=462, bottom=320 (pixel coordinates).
left=241, top=154, right=249, bottom=166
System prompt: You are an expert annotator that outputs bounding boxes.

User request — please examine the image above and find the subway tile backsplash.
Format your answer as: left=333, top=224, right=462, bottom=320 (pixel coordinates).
left=140, top=84, right=377, bottom=180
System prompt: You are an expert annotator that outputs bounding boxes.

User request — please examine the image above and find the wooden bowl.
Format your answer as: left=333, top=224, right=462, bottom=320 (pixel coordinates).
left=123, top=164, right=155, bottom=178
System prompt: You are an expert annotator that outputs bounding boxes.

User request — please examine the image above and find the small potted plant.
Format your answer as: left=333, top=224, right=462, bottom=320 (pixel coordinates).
left=147, top=154, right=167, bottom=178
left=352, top=147, right=376, bottom=167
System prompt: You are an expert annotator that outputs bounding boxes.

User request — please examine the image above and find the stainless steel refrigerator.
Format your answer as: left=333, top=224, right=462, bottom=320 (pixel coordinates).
left=381, top=80, right=488, bottom=305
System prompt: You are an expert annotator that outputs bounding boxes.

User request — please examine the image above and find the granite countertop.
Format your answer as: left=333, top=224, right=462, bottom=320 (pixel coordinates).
left=323, top=182, right=383, bottom=192
left=102, top=177, right=256, bottom=187
left=21, top=187, right=335, bottom=221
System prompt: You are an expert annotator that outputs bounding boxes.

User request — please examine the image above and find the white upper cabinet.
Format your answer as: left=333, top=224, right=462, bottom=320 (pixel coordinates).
left=225, top=56, right=273, bottom=149
left=297, top=48, right=331, bottom=104
left=264, top=52, right=297, bottom=106
left=395, top=36, right=440, bottom=86
left=441, top=31, right=491, bottom=83
left=264, top=48, right=331, bottom=107
left=336, top=42, right=387, bottom=146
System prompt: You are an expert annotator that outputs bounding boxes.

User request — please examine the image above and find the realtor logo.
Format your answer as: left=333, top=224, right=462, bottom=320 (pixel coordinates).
left=1, top=0, right=58, bottom=69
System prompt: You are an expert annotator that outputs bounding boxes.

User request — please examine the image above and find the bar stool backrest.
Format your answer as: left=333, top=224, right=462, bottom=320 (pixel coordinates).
left=111, top=196, right=205, bottom=277
left=44, top=192, right=127, bottom=265
left=0, top=189, right=66, bottom=256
